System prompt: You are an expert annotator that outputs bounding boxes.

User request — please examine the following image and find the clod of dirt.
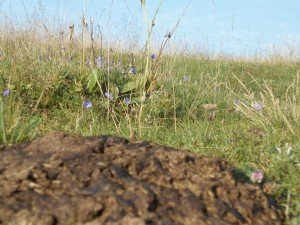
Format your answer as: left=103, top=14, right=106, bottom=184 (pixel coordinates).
left=0, top=133, right=283, bottom=225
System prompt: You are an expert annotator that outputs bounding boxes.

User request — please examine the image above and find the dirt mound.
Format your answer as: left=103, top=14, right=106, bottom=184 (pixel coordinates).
left=0, top=133, right=283, bottom=225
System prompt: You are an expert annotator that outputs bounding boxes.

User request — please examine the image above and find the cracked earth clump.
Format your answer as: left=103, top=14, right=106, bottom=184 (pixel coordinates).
left=0, top=133, right=283, bottom=225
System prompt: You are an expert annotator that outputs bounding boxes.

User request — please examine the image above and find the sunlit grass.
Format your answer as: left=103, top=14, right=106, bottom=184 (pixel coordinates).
left=0, top=3, right=300, bottom=224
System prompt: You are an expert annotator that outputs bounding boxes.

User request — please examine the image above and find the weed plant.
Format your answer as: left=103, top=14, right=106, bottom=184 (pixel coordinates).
left=0, top=1, right=299, bottom=224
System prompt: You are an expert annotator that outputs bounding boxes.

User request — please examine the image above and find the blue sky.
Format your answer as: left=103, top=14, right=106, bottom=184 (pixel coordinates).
left=1, top=0, right=299, bottom=57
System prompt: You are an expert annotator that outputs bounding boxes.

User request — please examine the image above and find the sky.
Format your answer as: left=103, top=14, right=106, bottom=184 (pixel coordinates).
left=1, top=0, right=299, bottom=57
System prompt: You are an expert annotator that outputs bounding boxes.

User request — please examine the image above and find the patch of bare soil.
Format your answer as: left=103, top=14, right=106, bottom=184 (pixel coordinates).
left=0, top=133, right=283, bottom=225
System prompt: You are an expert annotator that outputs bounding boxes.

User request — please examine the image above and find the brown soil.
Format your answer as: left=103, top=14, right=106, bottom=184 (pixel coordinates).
left=0, top=133, right=283, bottom=225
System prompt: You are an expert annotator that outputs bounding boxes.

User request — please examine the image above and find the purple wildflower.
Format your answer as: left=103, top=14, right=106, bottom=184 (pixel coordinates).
left=183, top=75, right=190, bottom=82
left=96, top=56, right=104, bottom=68
left=233, top=100, right=242, bottom=111
left=250, top=170, right=264, bottom=183
left=234, top=99, right=240, bottom=106
left=83, top=100, right=92, bottom=109
left=115, top=60, right=124, bottom=72
left=151, top=54, right=156, bottom=60
left=3, top=89, right=10, bottom=97
left=129, top=67, right=137, bottom=75
left=252, top=101, right=264, bottom=112
left=124, top=97, right=131, bottom=105
left=86, top=59, right=91, bottom=66
left=234, top=100, right=248, bottom=107
left=104, top=92, right=113, bottom=101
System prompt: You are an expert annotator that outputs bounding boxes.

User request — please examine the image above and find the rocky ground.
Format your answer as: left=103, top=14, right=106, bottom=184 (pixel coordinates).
left=0, top=133, right=283, bottom=225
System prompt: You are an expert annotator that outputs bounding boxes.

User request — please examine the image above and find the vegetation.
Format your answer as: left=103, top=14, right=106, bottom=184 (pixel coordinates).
left=0, top=1, right=299, bottom=224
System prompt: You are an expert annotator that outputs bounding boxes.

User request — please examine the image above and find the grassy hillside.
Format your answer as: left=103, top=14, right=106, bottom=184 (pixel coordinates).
left=0, top=27, right=299, bottom=224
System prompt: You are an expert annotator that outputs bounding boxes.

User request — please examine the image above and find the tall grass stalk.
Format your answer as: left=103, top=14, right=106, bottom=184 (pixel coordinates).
left=227, top=72, right=300, bottom=141
left=0, top=100, right=7, bottom=144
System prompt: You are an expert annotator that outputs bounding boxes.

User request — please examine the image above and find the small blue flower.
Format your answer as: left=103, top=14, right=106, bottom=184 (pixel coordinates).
left=3, top=89, right=10, bottom=97
left=129, top=67, right=137, bottom=75
left=83, top=100, right=92, bottom=109
left=60, top=47, right=66, bottom=52
left=182, top=75, right=190, bottom=82
left=124, top=97, right=131, bottom=105
left=234, top=99, right=240, bottom=106
left=104, top=92, right=113, bottom=101
left=96, top=56, right=104, bottom=68
left=234, top=99, right=248, bottom=107
left=252, top=101, right=264, bottom=112
left=115, top=60, right=124, bottom=72
left=86, top=59, right=91, bottom=66
left=151, top=54, right=156, bottom=60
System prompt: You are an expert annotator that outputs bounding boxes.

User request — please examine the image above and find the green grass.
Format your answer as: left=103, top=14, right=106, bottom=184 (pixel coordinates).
left=0, top=28, right=299, bottom=224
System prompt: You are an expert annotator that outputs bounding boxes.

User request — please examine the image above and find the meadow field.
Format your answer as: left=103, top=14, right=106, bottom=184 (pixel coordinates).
left=0, top=4, right=299, bottom=224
